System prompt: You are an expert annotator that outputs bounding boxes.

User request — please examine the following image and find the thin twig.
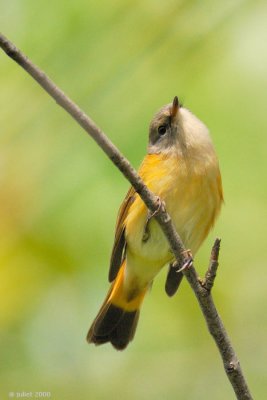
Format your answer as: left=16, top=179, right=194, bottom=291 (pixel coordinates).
left=202, top=238, right=221, bottom=291
left=0, top=33, right=253, bottom=400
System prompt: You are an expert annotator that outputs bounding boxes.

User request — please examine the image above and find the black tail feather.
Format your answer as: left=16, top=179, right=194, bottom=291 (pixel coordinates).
left=93, top=304, right=123, bottom=336
left=165, top=262, right=183, bottom=297
left=87, top=303, right=139, bottom=350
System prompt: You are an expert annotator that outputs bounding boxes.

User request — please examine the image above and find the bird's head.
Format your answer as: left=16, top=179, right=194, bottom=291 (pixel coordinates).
left=148, top=96, right=212, bottom=157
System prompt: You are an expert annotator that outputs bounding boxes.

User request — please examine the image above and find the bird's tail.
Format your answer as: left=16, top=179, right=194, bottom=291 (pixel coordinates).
left=87, top=261, right=147, bottom=350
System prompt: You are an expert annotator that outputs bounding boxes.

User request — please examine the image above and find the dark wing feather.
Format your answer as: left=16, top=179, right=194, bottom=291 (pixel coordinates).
left=165, top=262, right=184, bottom=297
left=109, top=187, right=135, bottom=282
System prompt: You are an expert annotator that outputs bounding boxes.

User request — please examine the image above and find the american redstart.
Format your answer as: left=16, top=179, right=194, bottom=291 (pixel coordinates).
left=87, top=96, right=223, bottom=350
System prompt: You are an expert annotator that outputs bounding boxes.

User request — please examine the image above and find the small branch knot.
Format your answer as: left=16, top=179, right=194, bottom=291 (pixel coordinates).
left=226, top=359, right=240, bottom=373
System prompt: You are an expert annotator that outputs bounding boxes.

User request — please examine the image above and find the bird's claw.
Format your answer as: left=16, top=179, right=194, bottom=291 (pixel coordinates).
left=142, top=197, right=166, bottom=242
left=150, top=196, right=166, bottom=218
left=176, top=249, right=193, bottom=273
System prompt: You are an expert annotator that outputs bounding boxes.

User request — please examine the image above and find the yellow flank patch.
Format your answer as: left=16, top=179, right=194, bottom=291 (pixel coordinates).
left=108, top=261, right=147, bottom=311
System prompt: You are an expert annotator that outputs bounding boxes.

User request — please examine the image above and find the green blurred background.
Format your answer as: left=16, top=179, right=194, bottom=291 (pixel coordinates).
left=1, top=0, right=267, bottom=398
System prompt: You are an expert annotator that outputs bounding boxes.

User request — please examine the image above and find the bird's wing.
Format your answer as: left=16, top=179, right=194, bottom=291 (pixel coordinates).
left=109, top=186, right=136, bottom=282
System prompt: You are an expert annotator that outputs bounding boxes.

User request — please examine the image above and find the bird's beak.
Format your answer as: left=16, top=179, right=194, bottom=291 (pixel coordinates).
left=170, top=96, right=179, bottom=120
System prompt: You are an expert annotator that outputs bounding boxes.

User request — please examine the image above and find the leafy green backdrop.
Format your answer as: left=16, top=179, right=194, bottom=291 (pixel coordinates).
left=1, top=1, right=267, bottom=398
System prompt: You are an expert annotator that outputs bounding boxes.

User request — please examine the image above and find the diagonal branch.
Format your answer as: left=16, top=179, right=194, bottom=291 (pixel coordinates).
left=0, top=33, right=253, bottom=400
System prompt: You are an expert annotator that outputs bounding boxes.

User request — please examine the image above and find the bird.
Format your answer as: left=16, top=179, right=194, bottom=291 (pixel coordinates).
left=87, top=96, right=223, bottom=350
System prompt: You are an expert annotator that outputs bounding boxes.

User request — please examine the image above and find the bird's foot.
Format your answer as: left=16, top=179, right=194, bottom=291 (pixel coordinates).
left=142, top=197, right=166, bottom=242
left=150, top=196, right=166, bottom=218
left=176, top=249, right=193, bottom=273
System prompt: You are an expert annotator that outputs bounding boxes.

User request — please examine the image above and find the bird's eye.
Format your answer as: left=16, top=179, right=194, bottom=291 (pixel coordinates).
left=158, top=125, right=167, bottom=136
